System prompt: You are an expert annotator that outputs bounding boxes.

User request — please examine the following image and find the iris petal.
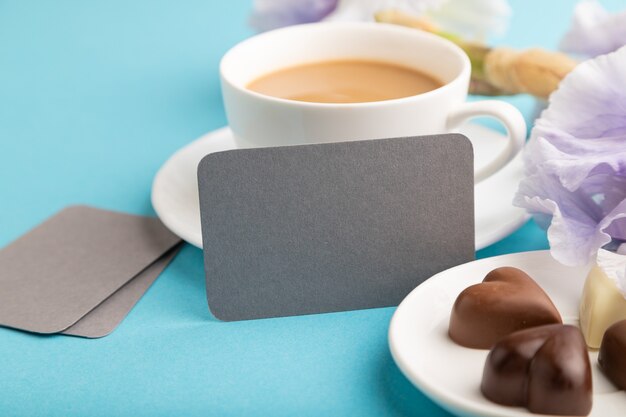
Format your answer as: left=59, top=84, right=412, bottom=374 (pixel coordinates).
left=515, top=46, right=626, bottom=266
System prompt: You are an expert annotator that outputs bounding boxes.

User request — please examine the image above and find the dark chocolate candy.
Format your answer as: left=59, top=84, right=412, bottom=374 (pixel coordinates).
left=449, top=267, right=562, bottom=349
left=482, top=324, right=592, bottom=416
left=599, top=319, right=626, bottom=391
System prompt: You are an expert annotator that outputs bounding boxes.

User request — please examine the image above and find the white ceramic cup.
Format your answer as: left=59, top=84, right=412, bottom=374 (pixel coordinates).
left=220, top=22, right=526, bottom=182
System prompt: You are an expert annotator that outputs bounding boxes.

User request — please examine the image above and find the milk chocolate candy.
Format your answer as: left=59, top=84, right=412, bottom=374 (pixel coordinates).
left=598, top=319, right=626, bottom=391
left=482, top=324, right=592, bottom=416
left=449, top=267, right=562, bottom=349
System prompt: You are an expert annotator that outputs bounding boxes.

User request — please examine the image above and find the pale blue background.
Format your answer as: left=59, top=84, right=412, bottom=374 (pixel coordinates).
left=0, top=1, right=620, bottom=416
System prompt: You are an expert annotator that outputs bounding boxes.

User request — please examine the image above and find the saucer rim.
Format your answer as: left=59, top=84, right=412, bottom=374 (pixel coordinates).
left=151, top=125, right=530, bottom=250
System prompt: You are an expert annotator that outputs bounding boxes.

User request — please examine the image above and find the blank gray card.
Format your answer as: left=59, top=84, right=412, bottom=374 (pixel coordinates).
left=198, top=134, right=475, bottom=321
left=62, top=245, right=181, bottom=338
left=0, top=206, right=181, bottom=334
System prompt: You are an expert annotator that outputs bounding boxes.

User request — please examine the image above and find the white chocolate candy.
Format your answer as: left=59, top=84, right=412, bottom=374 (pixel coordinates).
left=579, top=250, right=626, bottom=348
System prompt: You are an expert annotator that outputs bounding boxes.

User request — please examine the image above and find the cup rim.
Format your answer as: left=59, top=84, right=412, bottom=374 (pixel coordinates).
left=219, top=21, right=471, bottom=109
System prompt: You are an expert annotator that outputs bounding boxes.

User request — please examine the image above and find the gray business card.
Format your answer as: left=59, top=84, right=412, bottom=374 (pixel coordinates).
left=198, top=134, right=475, bottom=321
left=62, top=245, right=181, bottom=338
left=0, top=206, right=181, bottom=334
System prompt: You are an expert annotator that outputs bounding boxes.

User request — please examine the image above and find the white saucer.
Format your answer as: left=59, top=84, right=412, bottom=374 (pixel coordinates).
left=151, top=124, right=529, bottom=249
left=389, top=250, right=626, bottom=417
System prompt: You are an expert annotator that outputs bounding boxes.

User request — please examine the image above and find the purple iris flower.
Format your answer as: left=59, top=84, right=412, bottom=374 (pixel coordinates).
left=514, top=45, right=626, bottom=266
left=249, top=0, right=339, bottom=32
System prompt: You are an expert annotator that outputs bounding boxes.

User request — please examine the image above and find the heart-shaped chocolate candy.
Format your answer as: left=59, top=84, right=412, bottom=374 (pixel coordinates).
left=599, top=319, right=626, bottom=390
left=449, top=267, right=562, bottom=349
left=482, top=324, right=592, bottom=416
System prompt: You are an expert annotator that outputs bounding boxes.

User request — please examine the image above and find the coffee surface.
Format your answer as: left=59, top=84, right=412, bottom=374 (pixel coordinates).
left=247, top=59, right=442, bottom=103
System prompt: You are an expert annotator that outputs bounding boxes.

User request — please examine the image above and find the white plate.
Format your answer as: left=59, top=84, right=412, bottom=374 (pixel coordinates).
left=151, top=124, right=529, bottom=249
left=389, top=250, right=626, bottom=417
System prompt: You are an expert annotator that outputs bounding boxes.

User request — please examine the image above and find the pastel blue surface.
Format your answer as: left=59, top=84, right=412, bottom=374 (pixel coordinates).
left=0, top=1, right=618, bottom=416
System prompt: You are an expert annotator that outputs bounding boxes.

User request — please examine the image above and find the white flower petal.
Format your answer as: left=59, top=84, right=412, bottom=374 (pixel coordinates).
left=560, top=0, right=626, bottom=57
left=325, top=0, right=443, bottom=22
left=427, top=0, right=511, bottom=38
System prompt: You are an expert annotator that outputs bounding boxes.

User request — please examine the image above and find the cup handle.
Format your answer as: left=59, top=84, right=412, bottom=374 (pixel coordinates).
left=446, top=101, right=527, bottom=183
